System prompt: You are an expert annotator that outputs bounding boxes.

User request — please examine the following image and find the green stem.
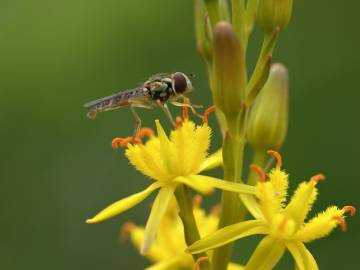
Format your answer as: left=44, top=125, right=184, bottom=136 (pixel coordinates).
left=210, top=113, right=247, bottom=270
left=174, top=185, right=210, bottom=270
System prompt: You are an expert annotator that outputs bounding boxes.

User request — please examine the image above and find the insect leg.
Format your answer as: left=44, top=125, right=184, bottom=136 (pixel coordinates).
left=130, top=106, right=142, bottom=137
left=171, top=101, right=203, bottom=120
left=157, top=100, right=176, bottom=128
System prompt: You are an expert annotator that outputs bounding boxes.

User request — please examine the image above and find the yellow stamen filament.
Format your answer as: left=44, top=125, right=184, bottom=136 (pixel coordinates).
left=202, top=105, right=216, bottom=124
left=250, top=163, right=266, bottom=182
left=343, top=205, right=356, bottom=216
left=120, top=222, right=136, bottom=241
left=195, top=256, right=209, bottom=270
left=267, top=150, right=283, bottom=168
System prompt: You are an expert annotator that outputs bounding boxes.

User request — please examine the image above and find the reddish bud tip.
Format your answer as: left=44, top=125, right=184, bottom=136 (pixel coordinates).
left=195, top=257, right=209, bottom=270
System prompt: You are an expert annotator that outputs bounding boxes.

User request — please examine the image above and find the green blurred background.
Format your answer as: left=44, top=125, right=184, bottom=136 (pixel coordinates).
left=1, top=0, right=359, bottom=269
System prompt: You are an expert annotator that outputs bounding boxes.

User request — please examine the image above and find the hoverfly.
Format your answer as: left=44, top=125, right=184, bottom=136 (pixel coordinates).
left=84, top=72, right=199, bottom=135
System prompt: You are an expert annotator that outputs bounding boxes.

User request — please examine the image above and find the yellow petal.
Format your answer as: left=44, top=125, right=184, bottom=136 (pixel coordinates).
left=189, top=123, right=211, bottom=173
left=145, top=256, right=190, bottom=270
left=155, top=120, right=174, bottom=176
left=199, top=148, right=223, bottom=172
left=126, top=139, right=169, bottom=181
left=267, top=167, right=289, bottom=208
left=141, top=185, right=176, bottom=254
left=245, top=236, right=285, bottom=270
left=286, top=241, right=319, bottom=270
left=169, top=120, right=195, bottom=176
left=175, top=175, right=256, bottom=195
left=128, top=225, right=171, bottom=262
left=256, top=182, right=278, bottom=222
left=228, top=262, right=244, bottom=270
left=187, top=220, right=268, bottom=254
left=284, top=181, right=318, bottom=228
left=174, top=176, right=214, bottom=194
left=239, top=194, right=265, bottom=220
left=293, top=206, right=344, bottom=243
left=86, top=182, right=161, bottom=224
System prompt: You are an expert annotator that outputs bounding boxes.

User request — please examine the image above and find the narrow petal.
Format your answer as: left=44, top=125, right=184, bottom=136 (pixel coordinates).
left=145, top=256, right=190, bottom=270
left=187, top=220, right=268, bottom=254
left=244, top=236, right=285, bottom=270
left=267, top=167, right=289, bottom=208
left=155, top=120, right=174, bottom=176
left=175, top=175, right=256, bottom=195
left=239, top=194, right=265, bottom=220
left=126, top=140, right=168, bottom=181
left=293, top=206, right=344, bottom=243
left=189, top=124, right=211, bottom=173
left=141, top=185, right=176, bottom=254
left=284, top=181, right=318, bottom=228
left=256, top=182, right=278, bottom=222
left=286, top=241, right=319, bottom=270
left=199, top=148, right=223, bottom=172
left=86, top=182, right=161, bottom=224
left=173, top=176, right=213, bottom=194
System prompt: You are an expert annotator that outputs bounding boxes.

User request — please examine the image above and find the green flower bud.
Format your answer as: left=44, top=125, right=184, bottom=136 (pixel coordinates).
left=247, top=63, right=289, bottom=150
left=257, top=0, right=293, bottom=33
left=210, top=21, right=246, bottom=117
left=195, top=0, right=212, bottom=62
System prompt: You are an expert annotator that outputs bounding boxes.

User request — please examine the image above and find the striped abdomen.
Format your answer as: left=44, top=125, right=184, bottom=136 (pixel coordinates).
left=84, top=89, right=142, bottom=119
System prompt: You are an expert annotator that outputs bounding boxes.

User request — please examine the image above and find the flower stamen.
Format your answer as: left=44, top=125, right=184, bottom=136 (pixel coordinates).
left=194, top=256, right=209, bottom=270
left=267, top=150, right=282, bottom=168
left=343, top=205, right=356, bottom=216
left=250, top=164, right=266, bottom=182
left=310, top=174, right=326, bottom=183
left=211, top=205, right=221, bottom=216
left=193, top=194, right=203, bottom=208
left=133, top=127, right=154, bottom=144
left=332, top=216, right=347, bottom=232
left=120, top=222, right=136, bottom=241
left=112, top=136, right=133, bottom=149
left=202, top=105, right=216, bottom=124
left=176, top=116, right=183, bottom=128
left=183, top=98, right=190, bottom=120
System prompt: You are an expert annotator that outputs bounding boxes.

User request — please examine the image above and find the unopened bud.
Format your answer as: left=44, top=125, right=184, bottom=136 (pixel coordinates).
left=211, top=21, right=246, bottom=116
left=247, top=63, right=289, bottom=150
left=257, top=0, right=293, bottom=33
left=195, top=0, right=212, bottom=61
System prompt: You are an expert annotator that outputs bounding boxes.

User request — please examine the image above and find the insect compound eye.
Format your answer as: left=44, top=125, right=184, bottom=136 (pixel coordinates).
left=173, top=72, right=188, bottom=94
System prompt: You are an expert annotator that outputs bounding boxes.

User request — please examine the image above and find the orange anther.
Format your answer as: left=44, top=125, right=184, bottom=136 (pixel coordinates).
left=202, top=105, right=216, bottom=124
left=250, top=164, right=266, bottom=182
left=112, top=137, right=133, bottom=149
left=120, top=222, right=136, bottom=241
left=176, top=116, right=183, bottom=128
left=194, top=256, right=209, bottom=270
left=192, top=194, right=203, bottom=208
left=183, top=98, right=190, bottom=120
left=133, top=127, right=154, bottom=144
left=343, top=205, right=356, bottom=216
left=332, top=216, right=347, bottom=232
left=311, top=174, right=326, bottom=183
left=267, top=150, right=283, bottom=168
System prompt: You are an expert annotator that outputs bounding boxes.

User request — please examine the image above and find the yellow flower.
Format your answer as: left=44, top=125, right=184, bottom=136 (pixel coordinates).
left=86, top=119, right=255, bottom=254
left=122, top=196, right=244, bottom=270
left=187, top=150, right=355, bottom=270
